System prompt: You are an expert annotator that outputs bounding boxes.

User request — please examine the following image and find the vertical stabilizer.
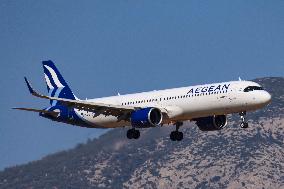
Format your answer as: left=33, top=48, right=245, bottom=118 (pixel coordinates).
left=42, top=60, right=77, bottom=106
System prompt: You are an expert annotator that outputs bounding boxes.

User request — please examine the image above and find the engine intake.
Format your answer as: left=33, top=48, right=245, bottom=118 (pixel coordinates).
left=195, top=115, right=227, bottom=131
left=131, top=108, right=163, bottom=128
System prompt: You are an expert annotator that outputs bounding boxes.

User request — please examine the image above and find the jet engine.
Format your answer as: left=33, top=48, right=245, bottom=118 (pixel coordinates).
left=195, top=115, right=227, bottom=131
left=131, top=107, right=163, bottom=128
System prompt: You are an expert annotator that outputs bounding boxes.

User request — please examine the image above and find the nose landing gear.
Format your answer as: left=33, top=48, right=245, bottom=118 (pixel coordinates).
left=239, top=112, right=249, bottom=128
left=170, top=122, right=184, bottom=141
left=127, top=128, right=140, bottom=139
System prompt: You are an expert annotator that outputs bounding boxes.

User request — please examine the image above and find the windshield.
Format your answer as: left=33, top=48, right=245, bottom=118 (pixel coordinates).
left=243, top=86, right=264, bottom=92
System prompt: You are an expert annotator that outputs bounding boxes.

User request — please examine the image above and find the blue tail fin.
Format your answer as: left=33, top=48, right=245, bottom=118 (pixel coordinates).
left=42, top=60, right=77, bottom=106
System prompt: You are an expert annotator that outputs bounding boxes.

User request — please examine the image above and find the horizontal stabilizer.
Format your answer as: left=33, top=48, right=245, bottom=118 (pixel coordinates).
left=12, top=107, right=59, bottom=117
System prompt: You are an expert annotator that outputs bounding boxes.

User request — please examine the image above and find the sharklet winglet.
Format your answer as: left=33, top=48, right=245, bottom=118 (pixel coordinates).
left=24, top=77, right=35, bottom=94
left=24, top=77, right=50, bottom=100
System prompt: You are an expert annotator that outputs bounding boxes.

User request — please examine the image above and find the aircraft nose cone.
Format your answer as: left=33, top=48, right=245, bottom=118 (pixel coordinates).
left=262, top=91, right=272, bottom=104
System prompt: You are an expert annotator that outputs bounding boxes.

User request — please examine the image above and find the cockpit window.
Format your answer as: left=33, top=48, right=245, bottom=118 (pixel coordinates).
left=244, top=86, right=263, bottom=92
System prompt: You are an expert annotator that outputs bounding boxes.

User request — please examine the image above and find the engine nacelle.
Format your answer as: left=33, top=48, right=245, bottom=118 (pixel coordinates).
left=195, top=115, right=227, bottom=131
left=131, top=108, right=163, bottom=128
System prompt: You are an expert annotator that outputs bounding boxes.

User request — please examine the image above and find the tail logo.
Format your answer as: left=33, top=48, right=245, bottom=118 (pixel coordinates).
left=42, top=60, right=76, bottom=106
left=44, top=65, right=64, bottom=89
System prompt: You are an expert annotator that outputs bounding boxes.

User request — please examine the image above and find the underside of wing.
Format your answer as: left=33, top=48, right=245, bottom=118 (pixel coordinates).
left=13, top=107, right=59, bottom=117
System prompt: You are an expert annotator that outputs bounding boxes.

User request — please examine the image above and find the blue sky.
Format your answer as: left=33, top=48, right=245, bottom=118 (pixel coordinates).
left=0, top=1, right=283, bottom=170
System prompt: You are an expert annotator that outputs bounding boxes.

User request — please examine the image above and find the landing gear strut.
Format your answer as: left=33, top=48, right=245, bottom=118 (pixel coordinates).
left=170, top=122, right=184, bottom=141
left=127, top=128, right=140, bottom=139
left=239, top=112, right=248, bottom=128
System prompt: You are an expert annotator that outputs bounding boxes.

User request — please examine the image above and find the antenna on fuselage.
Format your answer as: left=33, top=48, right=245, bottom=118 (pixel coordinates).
left=238, top=77, right=242, bottom=81
left=117, top=92, right=121, bottom=96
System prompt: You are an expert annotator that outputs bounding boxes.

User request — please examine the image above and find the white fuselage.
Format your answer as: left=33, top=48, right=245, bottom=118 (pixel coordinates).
left=74, top=80, right=271, bottom=128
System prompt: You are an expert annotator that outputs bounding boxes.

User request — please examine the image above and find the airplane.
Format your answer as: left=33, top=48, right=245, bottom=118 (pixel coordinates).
left=14, top=60, right=272, bottom=141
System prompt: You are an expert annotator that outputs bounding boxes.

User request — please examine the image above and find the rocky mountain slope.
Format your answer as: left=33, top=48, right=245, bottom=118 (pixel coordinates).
left=0, top=77, right=283, bottom=189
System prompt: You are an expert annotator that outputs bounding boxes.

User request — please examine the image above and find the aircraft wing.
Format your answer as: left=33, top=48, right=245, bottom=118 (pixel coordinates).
left=12, top=107, right=60, bottom=117
left=23, top=77, right=143, bottom=120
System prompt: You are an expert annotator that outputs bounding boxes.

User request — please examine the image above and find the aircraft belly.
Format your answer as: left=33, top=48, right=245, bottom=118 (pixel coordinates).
left=178, top=93, right=267, bottom=119
left=90, top=115, right=131, bottom=128
left=179, top=95, right=242, bottom=118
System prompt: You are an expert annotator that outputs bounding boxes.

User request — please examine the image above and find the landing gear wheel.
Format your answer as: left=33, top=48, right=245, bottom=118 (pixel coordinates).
left=133, top=130, right=140, bottom=139
left=240, top=122, right=249, bottom=128
left=170, top=122, right=184, bottom=141
left=239, top=112, right=248, bottom=129
left=127, top=129, right=133, bottom=139
left=127, top=129, right=140, bottom=139
left=170, top=131, right=183, bottom=141
left=176, top=132, right=183, bottom=141
left=170, top=131, right=177, bottom=141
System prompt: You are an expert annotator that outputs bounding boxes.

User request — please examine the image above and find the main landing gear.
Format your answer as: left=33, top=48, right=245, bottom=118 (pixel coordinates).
left=170, top=122, right=184, bottom=141
left=239, top=112, right=249, bottom=128
left=127, top=128, right=140, bottom=139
